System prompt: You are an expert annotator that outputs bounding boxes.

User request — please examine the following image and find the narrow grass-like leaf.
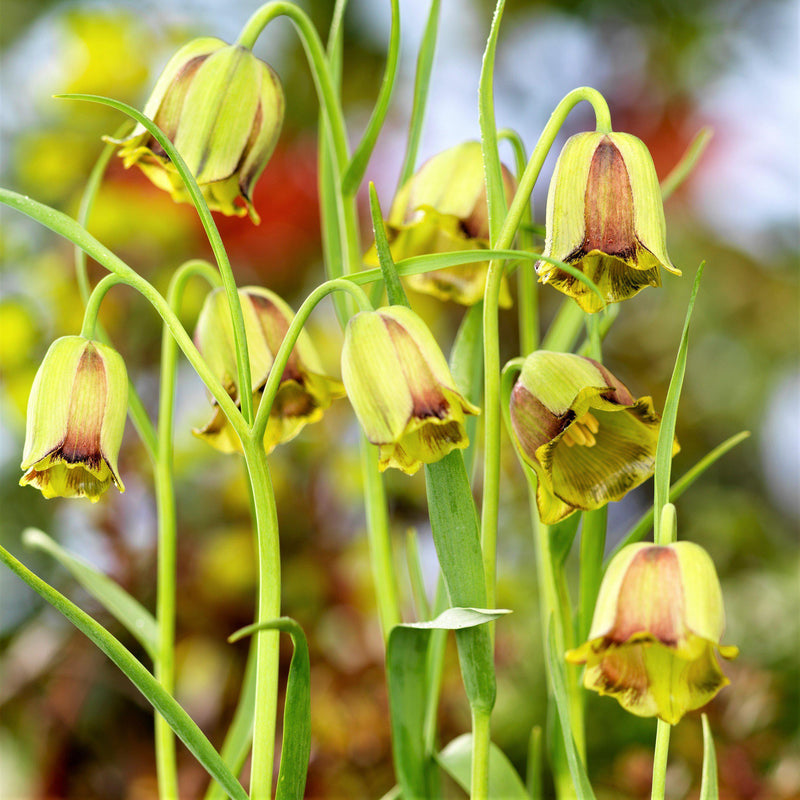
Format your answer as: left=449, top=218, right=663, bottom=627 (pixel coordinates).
left=23, top=528, right=158, bottom=661
left=699, top=714, right=719, bottom=800
left=660, top=127, right=713, bottom=201
left=654, top=263, right=704, bottom=541
left=608, top=430, right=750, bottom=562
left=387, top=608, right=506, bottom=799
left=368, top=183, right=409, bottom=307
left=449, top=302, right=484, bottom=477
left=436, top=733, right=530, bottom=799
left=425, top=451, right=496, bottom=712
left=546, top=620, right=596, bottom=799
left=548, top=513, right=581, bottom=569
left=0, top=544, right=248, bottom=800
left=526, top=725, right=543, bottom=800
left=228, top=618, right=311, bottom=800
left=397, top=0, right=441, bottom=188
left=478, top=0, right=507, bottom=244
left=406, top=529, right=431, bottom=621
left=342, top=0, right=400, bottom=194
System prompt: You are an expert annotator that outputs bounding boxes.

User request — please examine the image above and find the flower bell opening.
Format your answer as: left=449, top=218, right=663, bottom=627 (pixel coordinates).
left=560, top=411, right=600, bottom=447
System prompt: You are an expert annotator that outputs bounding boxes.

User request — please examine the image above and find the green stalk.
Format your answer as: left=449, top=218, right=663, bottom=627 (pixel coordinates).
left=240, top=440, right=282, bottom=800
left=481, top=86, right=612, bottom=611
left=651, top=720, right=671, bottom=800
left=471, top=708, right=492, bottom=800
left=0, top=189, right=248, bottom=446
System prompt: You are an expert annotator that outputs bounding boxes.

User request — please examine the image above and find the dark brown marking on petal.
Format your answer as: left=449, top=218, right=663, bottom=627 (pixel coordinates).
left=248, top=292, right=303, bottom=379
left=582, top=357, right=636, bottom=406
left=582, top=138, right=637, bottom=256
left=59, top=345, right=106, bottom=470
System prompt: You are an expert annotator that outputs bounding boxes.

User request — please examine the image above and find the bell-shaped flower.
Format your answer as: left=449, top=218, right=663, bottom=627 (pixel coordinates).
left=194, top=286, right=343, bottom=454
left=20, top=336, right=128, bottom=502
left=341, top=306, right=480, bottom=474
left=566, top=541, right=738, bottom=724
left=509, top=351, right=677, bottom=524
left=537, top=132, right=680, bottom=313
left=109, top=37, right=284, bottom=222
left=365, top=142, right=517, bottom=306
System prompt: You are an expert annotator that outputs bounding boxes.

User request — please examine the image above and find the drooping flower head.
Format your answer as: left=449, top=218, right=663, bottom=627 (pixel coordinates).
left=109, top=38, right=284, bottom=222
left=194, top=287, right=343, bottom=454
left=537, top=132, right=680, bottom=312
left=566, top=542, right=738, bottom=724
left=341, top=306, right=480, bottom=474
left=20, top=336, right=128, bottom=502
left=509, top=351, right=677, bottom=523
left=366, top=142, right=517, bottom=306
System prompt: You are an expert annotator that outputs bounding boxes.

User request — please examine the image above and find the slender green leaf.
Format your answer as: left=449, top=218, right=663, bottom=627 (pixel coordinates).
left=368, top=183, right=409, bottom=307
left=449, top=302, right=484, bottom=477
left=23, top=528, right=158, bottom=661
left=526, top=726, right=543, bottom=800
left=654, top=263, right=704, bottom=541
left=397, top=0, right=441, bottom=188
left=342, top=0, right=400, bottom=194
left=546, top=620, right=596, bottom=799
left=699, top=714, right=719, bottom=800
left=0, top=543, right=248, bottom=800
left=578, top=507, right=607, bottom=643
left=541, top=299, right=585, bottom=352
left=660, top=127, right=713, bottom=201
left=436, top=733, right=530, bottom=799
left=406, top=528, right=431, bottom=621
left=425, top=451, right=496, bottom=712
left=548, top=513, right=581, bottom=568
left=203, top=642, right=258, bottom=800
left=387, top=626, right=440, bottom=800
left=228, top=618, right=311, bottom=800
left=608, top=430, right=750, bottom=562
left=387, top=608, right=506, bottom=800
left=478, top=0, right=507, bottom=244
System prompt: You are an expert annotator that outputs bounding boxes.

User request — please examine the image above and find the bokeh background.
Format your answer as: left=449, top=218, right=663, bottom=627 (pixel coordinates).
left=1, top=0, right=798, bottom=798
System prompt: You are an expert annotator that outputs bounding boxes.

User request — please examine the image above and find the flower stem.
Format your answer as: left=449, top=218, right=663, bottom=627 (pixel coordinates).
left=241, top=440, right=282, bottom=800
left=471, top=708, right=492, bottom=800
left=651, top=719, right=671, bottom=800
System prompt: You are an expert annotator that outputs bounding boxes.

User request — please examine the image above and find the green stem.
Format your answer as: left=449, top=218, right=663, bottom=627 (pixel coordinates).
left=578, top=507, right=606, bottom=643
left=80, top=274, right=125, bottom=338
left=471, top=708, right=491, bottom=800
left=252, top=278, right=371, bottom=442
left=481, top=87, right=612, bottom=609
left=0, top=189, right=248, bottom=446
left=241, top=440, right=282, bottom=800
left=152, top=261, right=221, bottom=800
left=359, top=435, right=401, bottom=639
left=499, top=128, right=538, bottom=355
left=651, top=720, right=671, bottom=800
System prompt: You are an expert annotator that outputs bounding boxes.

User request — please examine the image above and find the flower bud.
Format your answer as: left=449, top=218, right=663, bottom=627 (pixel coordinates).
left=509, top=351, right=677, bottom=523
left=110, top=38, right=284, bottom=222
left=537, top=132, right=680, bottom=312
left=366, top=142, right=517, bottom=306
left=20, top=336, right=128, bottom=502
left=566, top=542, right=738, bottom=724
left=194, top=287, right=343, bottom=454
left=341, top=306, right=480, bottom=474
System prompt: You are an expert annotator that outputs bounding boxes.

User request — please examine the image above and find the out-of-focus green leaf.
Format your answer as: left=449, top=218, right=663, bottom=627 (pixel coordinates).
left=23, top=527, right=158, bottom=661
left=0, top=543, right=248, bottom=800
left=699, top=714, right=719, bottom=800
left=546, top=620, right=596, bottom=799
left=436, top=733, right=530, bottom=799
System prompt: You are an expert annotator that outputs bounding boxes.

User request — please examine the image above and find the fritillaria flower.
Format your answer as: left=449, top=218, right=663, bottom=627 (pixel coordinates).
left=509, top=351, right=677, bottom=524
left=20, top=336, right=128, bottom=502
left=109, top=38, right=284, bottom=222
left=566, top=542, right=738, bottom=724
left=537, top=132, right=680, bottom=312
left=341, top=306, right=480, bottom=474
left=194, top=287, right=343, bottom=454
left=366, top=142, right=517, bottom=306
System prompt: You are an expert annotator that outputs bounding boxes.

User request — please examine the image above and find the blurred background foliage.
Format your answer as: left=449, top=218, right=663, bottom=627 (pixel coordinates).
left=0, top=0, right=797, bottom=798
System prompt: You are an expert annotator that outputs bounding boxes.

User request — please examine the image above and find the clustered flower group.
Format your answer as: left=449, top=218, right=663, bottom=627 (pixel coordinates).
left=19, top=33, right=736, bottom=731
